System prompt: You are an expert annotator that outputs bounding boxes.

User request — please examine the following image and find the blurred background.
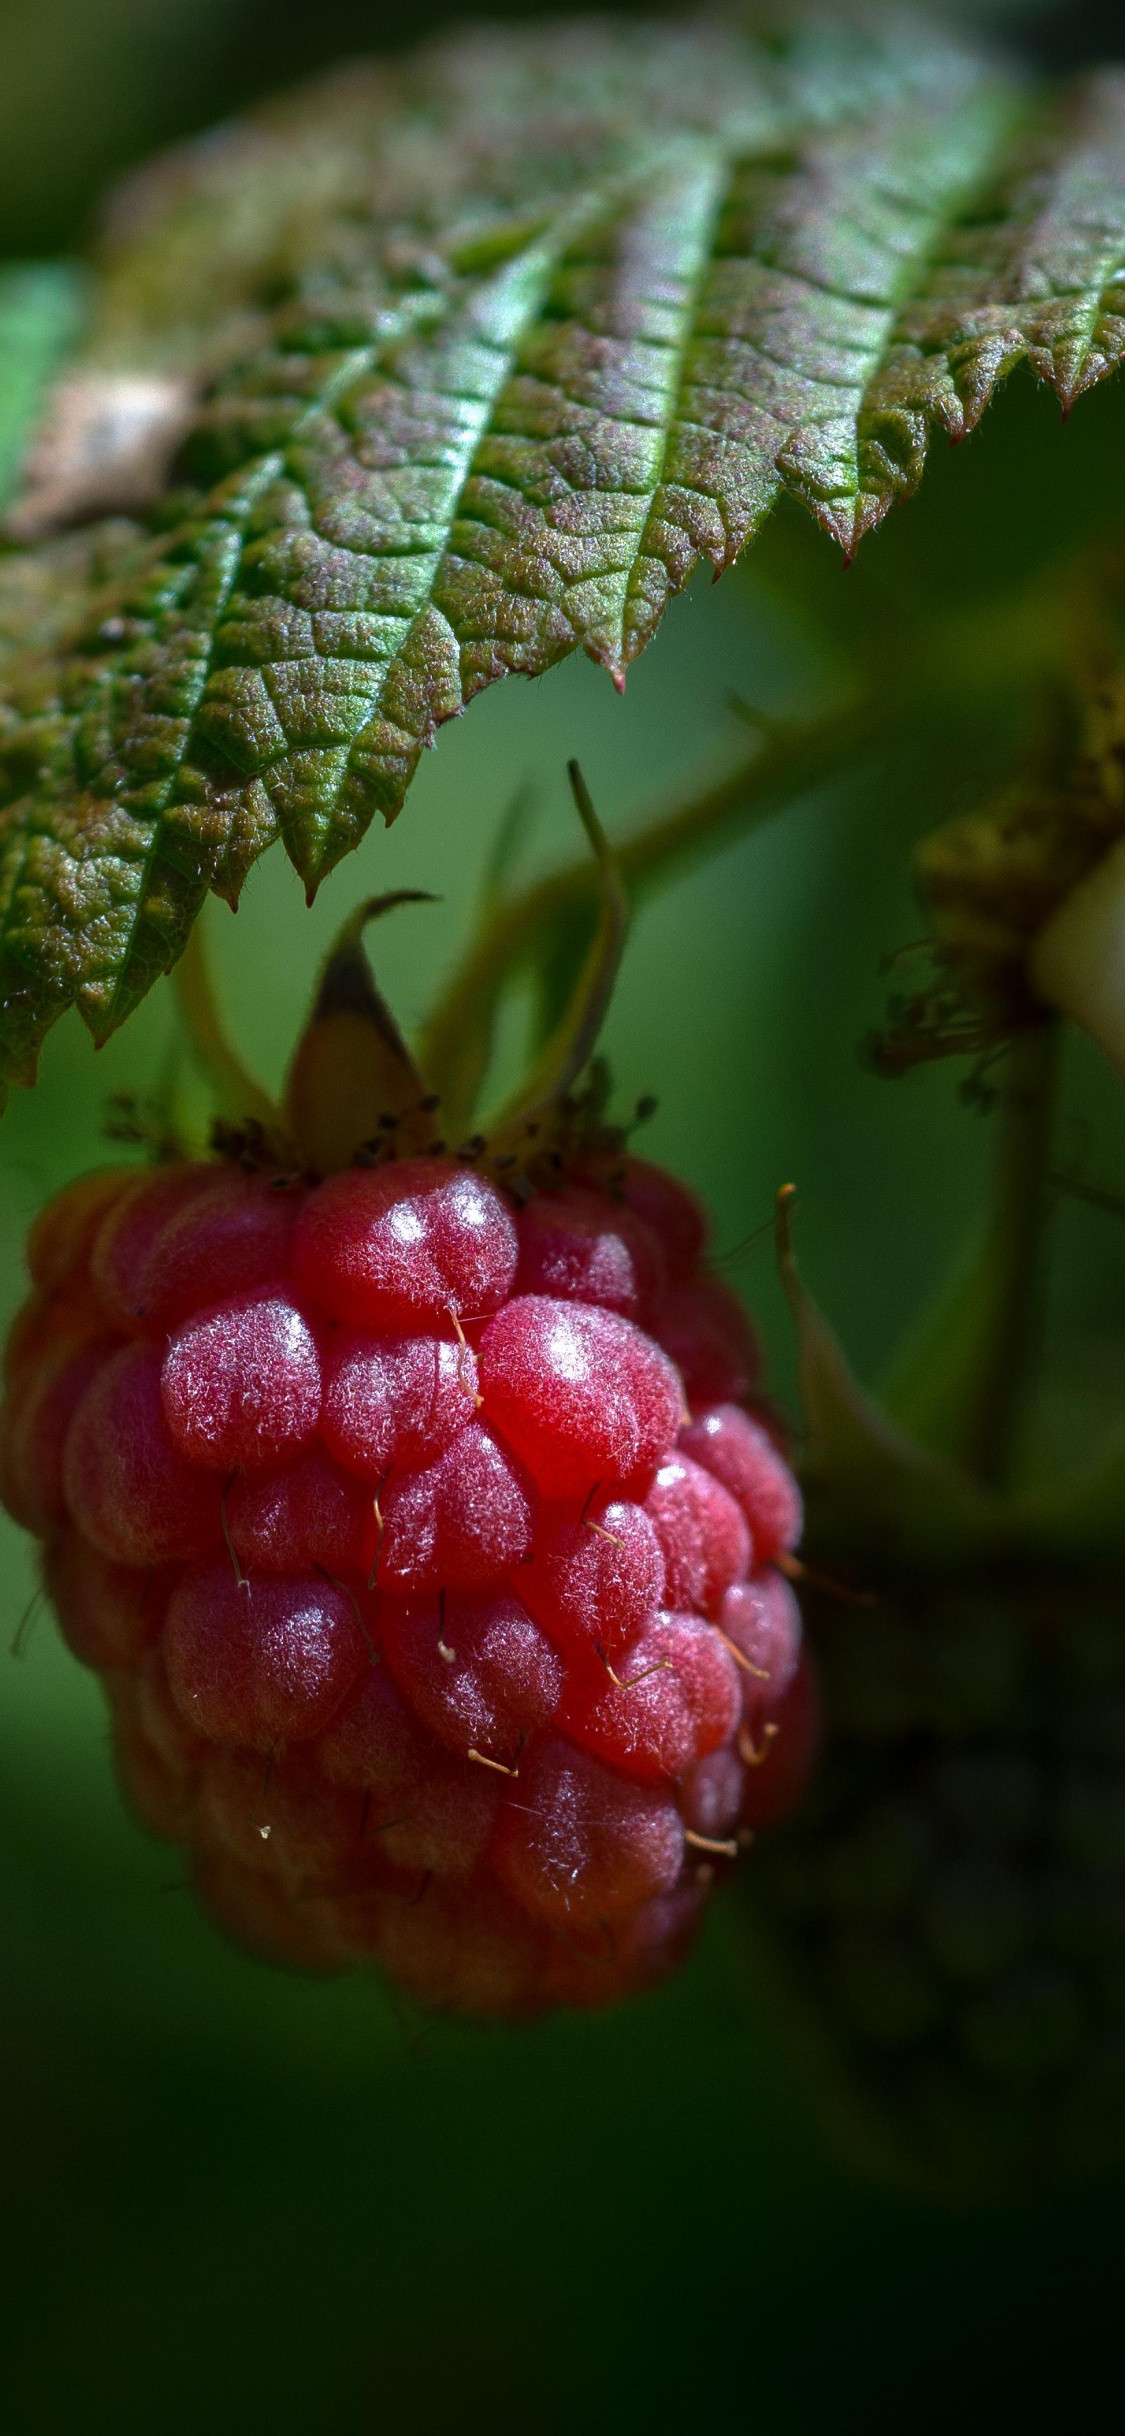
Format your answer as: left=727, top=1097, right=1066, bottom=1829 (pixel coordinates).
left=0, top=0, right=1119, bottom=257
left=1, top=3, right=1125, bottom=2427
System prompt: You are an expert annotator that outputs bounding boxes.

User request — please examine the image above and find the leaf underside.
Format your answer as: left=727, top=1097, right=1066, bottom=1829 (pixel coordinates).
left=2, top=8, right=1125, bottom=1089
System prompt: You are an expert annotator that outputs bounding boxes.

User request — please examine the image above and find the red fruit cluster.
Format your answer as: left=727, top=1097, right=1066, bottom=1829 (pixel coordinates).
left=1, top=1149, right=813, bottom=2016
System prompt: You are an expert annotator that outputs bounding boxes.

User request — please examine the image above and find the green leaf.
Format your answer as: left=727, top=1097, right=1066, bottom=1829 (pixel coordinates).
left=5, top=11, right=1125, bottom=1086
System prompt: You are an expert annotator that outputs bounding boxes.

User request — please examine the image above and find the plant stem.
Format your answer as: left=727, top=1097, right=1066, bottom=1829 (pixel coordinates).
left=963, top=1018, right=1060, bottom=1490
left=420, top=700, right=874, bottom=1130
left=172, top=914, right=282, bottom=1135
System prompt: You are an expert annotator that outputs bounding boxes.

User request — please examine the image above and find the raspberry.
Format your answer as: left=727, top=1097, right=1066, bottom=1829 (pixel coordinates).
left=644, top=1452, right=751, bottom=1617
left=292, top=1158, right=518, bottom=1330
left=376, top=1420, right=532, bottom=1589
left=90, top=1165, right=219, bottom=1327
left=521, top=1496, right=666, bottom=1661
left=0, top=1329, right=115, bottom=1533
left=45, top=1529, right=170, bottom=1671
left=381, top=1590, right=563, bottom=1765
left=720, top=1570, right=804, bottom=1721
left=5, top=1142, right=808, bottom=2018
left=164, top=1563, right=368, bottom=1746
left=322, top=1329, right=478, bottom=1475
left=514, top=1185, right=665, bottom=1317
left=27, top=1168, right=135, bottom=1294
left=679, top=1403, right=803, bottom=1564
left=198, top=1744, right=368, bottom=1888
left=492, top=1736, right=686, bottom=1928
left=162, top=1292, right=322, bottom=1471
left=614, top=1157, right=707, bottom=1280
left=64, top=1343, right=224, bottom=1563
left=225, top=1452, right=371, bottom=1576
left=478, top=1296, right=682, bottom=1499
left=681, top=1744, right=747, bottom=1840
left=93, top=1165, right=301, bottom=1334
left=746, top=1573, right=1125, bottom=2197
left=652, top=1273, right=760, bottom=1407
left=559, top=1613, right=742, bottom=1783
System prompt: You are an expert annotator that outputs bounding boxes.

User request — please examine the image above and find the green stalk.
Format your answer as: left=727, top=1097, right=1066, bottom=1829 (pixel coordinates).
left=172, top=914, right=283, bottom=1137
left=420, top=701, right=873, bottom=1133
left=962, top=1018, right=1060, bottom=1490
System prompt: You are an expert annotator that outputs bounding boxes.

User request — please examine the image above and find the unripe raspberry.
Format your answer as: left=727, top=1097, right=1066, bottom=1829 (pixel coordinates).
left=746, top=1574, right=1125, bottom=2198
left=5, top=1144, right=807, bottom=2018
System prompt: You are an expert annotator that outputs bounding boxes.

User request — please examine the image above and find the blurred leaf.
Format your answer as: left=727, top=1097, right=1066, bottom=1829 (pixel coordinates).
left=775, top=1185, right=1003, bottom=1564
left=1031, top=826, right=1125, bottom=1074
left=5, top=13, right=1125, bottom=1092
left=882, top=1025, right=1059, bottom=1485
left=0, top=262, right=85, bottom=509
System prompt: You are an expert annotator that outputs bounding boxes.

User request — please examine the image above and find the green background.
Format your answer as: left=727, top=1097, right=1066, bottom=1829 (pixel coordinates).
left=2, top=4, right=1125, bottom=2426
